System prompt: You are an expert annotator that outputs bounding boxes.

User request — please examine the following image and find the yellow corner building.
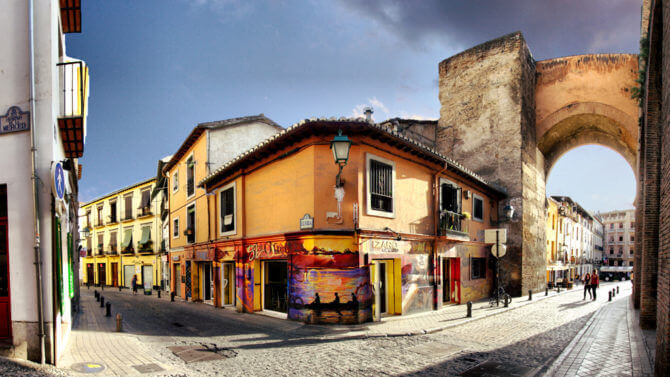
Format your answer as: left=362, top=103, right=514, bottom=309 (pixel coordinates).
left=79, top=178, right=166, bottom=292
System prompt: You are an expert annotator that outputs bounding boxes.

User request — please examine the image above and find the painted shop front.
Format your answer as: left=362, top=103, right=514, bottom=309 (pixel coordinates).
left=235, top=235, right=372, bottom=324
left=359, top=237, right=434, bottom=317
left=436, top=242, right=494, bottom=307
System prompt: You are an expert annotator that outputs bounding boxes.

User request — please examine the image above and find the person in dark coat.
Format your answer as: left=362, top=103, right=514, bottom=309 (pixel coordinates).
left=583, top=272, right=592, bottom=300
left=589, top=269, right=599, bottom=300
left=132, top=274, right=138, bottom=295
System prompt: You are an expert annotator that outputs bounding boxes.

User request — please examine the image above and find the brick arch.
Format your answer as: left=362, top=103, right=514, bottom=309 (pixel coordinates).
left=535, top=54, right=639, bottom=177
left=538, top=102, right=638, bottom=176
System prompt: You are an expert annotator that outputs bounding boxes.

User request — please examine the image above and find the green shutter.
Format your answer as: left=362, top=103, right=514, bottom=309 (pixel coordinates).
left=121, top=229, right=133, bottom=249
left=140, top=226, right=151, bottom=244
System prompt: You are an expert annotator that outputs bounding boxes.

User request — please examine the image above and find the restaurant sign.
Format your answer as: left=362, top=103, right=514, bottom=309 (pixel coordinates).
left=299, top=214, right=314, bottom=230
left=0, top=106, right=30, bottom=134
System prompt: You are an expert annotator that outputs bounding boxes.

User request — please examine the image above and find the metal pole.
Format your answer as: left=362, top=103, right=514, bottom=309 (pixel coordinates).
left=28, top=0, right=45, bottom=364
left=496, top=231, right=500, bottom=306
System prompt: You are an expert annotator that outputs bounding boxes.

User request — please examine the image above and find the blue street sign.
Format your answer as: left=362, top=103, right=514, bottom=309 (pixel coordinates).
left=53, top=162, right=65, bottom=200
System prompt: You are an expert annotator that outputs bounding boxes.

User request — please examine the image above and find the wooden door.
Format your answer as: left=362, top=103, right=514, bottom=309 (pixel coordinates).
left=450, top=258, right=461, bottom=304
left=111, top=263, right=118, bottom=287
left=0, top=220, right=11, bottom=339
left=97, top=263, right=106, bottom=286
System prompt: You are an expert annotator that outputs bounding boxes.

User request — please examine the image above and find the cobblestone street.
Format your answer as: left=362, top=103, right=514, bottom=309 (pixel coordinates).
left=0, top=281, right=648, bottom=376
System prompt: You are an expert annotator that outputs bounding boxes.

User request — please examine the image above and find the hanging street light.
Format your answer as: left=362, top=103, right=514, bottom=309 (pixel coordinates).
left=330, top=130, right=351, bottom=187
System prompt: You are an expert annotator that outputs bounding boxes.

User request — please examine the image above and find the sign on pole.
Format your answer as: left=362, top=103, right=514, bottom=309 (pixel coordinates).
left=484, top=229, right=507, bottom=244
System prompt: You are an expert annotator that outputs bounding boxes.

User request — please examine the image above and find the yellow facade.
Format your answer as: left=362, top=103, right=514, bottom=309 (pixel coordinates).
left=546, top=197, right=558, bottom=263
left=80, top=178, right=164, bottom=290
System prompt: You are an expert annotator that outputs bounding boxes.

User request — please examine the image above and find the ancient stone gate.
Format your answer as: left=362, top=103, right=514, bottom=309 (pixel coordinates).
left=436, top=32, right=638, bottom=295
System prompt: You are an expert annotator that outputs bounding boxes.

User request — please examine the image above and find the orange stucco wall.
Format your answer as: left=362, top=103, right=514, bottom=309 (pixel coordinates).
left=168, top=132, right=210, bottom=248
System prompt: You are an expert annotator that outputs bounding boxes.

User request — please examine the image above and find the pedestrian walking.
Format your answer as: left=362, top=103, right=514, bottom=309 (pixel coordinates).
left=589, top=269, right=599, bottom=300
left=132, top=274, right=138, bottom=295
left=583, top=272, right=592, bottom=300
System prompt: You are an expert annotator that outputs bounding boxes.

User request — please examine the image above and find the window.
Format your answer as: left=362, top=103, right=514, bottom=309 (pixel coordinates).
left=172, top=171, right=179, bottom=193
left=472, top=194, right=484, bottom=222
left=619, top=222, right=623, bottom=229
left=109, top=201, right=117, bottom=223
left=610, top=247, right=614, bottom=254
left=366, top=154, right=395, bottom=217
left=219, top=183, right=236, bottom=235
left=186, top=204, right=195, bottom=244
left=139, top=224, right=152, bottom=251
left=86, top=237, right=91, bottom=255
left=97, top=233, right=104, bottom=254
left=630, top=248, right=634, bottom=255
left=630, top=236, right=634, bottom=242
left=618, top=246, right=623, bottom=254
left=610, top=223, right=614, bottom=229
left=96, top=205, right=103, bottom=226
left=619, top=236, right=623, bottom=242
left=124, top=194, right=133, bottom=220
left=470, top=258, right=486, bottom=279
left=86, top=209, right=91, bottom=227
left=109, top=230, right=117, bottom=253
left=630, top=222, right=635, bottom=228
left=440, top=180, right=461, bottom=213
left=139, top=189, right=151, bottom=216
left=173, top=217, right=179, bottom=238
left=121, top=227, right=133, bottom=253
left=186, top=156, right=195, bottom=197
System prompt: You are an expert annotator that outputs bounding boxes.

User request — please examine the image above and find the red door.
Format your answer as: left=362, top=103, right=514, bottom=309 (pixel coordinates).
left=0, top=219, right=11, bottom=339
left=111, top=263, right=118, bottom=287
left=450, top=258, right=461, bottom=304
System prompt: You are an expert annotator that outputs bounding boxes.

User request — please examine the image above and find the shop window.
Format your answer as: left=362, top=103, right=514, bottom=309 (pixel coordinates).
left=472, top=194, right=484, bottom=222
left=471, top=258, right=486, bottom=279
left=366, top=154, right=395, bottom=217
left=219, top=182, right=236, bottom=235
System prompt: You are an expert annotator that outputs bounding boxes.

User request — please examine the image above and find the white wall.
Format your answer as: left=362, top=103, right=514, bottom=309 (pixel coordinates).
left=208, top=122, right=282, bottom=173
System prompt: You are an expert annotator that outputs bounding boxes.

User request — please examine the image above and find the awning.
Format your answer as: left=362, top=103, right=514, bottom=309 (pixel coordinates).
left=121, top=229, right=132, bottom=249
left=140, top=227, right=151, bottom=245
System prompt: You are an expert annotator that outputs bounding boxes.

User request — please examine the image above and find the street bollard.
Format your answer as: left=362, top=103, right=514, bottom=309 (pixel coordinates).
left=528, top=290, right=533, bottom=301
left=100, top=296, right=104, bottom=308
left=545, top=287, right=549, bottom=296
left=116, top=314, right=122, bottom=332
left=557, top=285, right=561, bottom=293
left=157, top=290, right=161, bottom=299
left=609, top=291, right=612, bottom=301
left=617, top=286, right=620, bottom=294
left=95, top=290, right=99, bottom=300
left=504, top=295, right=509, bottom=308
left=87, top=283, right=90, bottom=290
left=119, top=286, right=122, bottom=292
left=101, top=284, right=104, bottom=291
left=105, top=302, right=111, bottom=317
left=171, top=292, right=175, bottom=302
left=466, top=301, right=472, bottom=318
left=612, top=288, right=616, bottom=298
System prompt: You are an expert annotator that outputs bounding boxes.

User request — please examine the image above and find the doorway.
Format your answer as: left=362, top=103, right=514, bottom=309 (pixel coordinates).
left=221, top=262, right=235, bottom=306
left=111, top=263, right=118, bottom=287
left=97, top=263, right=106, bottom=286
left=173, top=263, right=181, bottom=297
left=263, top=260, right=287, bottom=313
left=142, top=265, right=153, bottom=292
left=442, top=258, right=451, bottom=303
left=201, top=262, right=213, bottom=303
left=371, top=259, right=399, bottom=320
left=0, top=218, right=11, bottom=339
left=86, top=263, right=94, bottom=285
left=123, top=265, right=134, bottom=288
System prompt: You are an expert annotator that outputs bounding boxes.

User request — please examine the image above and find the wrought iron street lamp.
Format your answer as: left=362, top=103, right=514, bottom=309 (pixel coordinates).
left=330, top=130, right=351, bottom=187
left=82, top=226, right=91, bottom=238
left=502, top=204, right=515, bottom=222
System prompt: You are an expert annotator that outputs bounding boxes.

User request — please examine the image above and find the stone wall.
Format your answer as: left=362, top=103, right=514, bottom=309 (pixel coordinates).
left=437, top=32, right=545, bottom=296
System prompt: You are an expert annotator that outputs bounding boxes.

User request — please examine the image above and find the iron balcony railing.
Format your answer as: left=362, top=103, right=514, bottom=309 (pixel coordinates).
left=439, top=210, right=468, bottom=236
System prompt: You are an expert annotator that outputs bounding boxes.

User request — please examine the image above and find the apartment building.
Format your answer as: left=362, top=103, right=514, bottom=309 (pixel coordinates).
left=599, top=209, right=635, bottom=272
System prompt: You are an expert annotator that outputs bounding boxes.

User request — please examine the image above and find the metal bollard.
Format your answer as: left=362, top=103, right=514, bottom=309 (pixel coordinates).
left=612, top=288, right=616, bottom=298
left=119, top=286, right=122, bottom=292
left=466, top=301, right=472, bottom=318
left=157, top=290, right=161, bottom=299
left=617, top=286, right=619, bottom=294
left=116, top=314, right=122, bottom=332
left=504, top=295, right=509, bottom=308
left=100, top=297, right=105, bottom=308
left=95, top=290, right=99, bottom=300
left=87, top=283, right=90, bottom=290
left=557, top=285, right=561, bottom=293
left=609, top=291, right=612, bottom=301
left=545, top=287, right=549, bottom=296
left=171, top=292, right=175, bottom=302
left=101, top=284, right=104, bottom=291
left=105, top=302, right=111, bottom=317
left=528, top=290, right=533, bottom=301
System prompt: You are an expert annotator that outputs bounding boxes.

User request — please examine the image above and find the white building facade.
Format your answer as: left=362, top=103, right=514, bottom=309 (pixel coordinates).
left=0, top=0, right=88, bottom=364
left=600, top=209, right=636, bottom=270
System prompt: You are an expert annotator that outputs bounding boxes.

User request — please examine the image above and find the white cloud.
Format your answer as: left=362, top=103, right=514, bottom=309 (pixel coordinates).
left=185, top=0, right=254, bottom=22
left=351, top=97, right=391, bottom=120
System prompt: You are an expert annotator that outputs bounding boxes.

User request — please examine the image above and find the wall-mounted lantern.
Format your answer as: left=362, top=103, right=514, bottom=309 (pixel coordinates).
left=502, top=205, right=515, bottom=222
left=330, top=130, right=351, bottom=188
left=82, top=226, right=91, bottom=238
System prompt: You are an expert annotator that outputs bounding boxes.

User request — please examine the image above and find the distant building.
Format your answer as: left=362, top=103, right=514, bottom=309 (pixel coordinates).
left=599, top=209, right=635, bottom=271
left=79, top=178, right=166, bottom=293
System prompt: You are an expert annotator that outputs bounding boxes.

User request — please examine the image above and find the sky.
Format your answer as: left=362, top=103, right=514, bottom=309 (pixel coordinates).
left=67, top=0, right=642, bottom=213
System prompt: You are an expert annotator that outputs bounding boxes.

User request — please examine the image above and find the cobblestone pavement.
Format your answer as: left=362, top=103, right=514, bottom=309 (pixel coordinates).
left=0, top=281, right=642, bottom=376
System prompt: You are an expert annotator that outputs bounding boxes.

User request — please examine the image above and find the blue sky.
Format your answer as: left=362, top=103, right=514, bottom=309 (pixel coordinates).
left=67, top=0, right=641, bottom=212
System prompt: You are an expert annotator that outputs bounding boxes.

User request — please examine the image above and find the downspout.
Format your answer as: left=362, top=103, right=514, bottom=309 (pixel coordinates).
left=28, top=0, right=46, bottom=365
left=432, top=163, right=449, bottom=310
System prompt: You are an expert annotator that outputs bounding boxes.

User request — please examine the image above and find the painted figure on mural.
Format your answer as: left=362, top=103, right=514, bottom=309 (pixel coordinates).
left=332, top=292, right=342, bottom=316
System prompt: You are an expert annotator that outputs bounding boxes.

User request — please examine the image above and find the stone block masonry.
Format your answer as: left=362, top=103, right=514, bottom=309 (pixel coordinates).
left=437, top=32, right=545, bottom=296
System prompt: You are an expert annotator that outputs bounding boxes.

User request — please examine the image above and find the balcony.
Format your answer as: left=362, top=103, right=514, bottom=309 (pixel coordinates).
left=438, top=210, right=468, bottom=239
left=107, top=215, right=118, bottom=225
left=122, top=213, right=134, bottom=222
left=107, top=245, right=118, bottom=255
left=57, top=59, right=89, bottom=158
left=138, top=240, right=154, bottom=254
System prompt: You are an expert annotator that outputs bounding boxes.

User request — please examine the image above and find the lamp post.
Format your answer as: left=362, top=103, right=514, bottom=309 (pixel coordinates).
left=330, top=130, right=351, bottom=187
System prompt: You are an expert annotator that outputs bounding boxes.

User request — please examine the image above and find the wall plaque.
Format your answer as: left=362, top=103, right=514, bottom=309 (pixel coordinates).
left=0, top=106, right=30, bottom=134
left=300, top=214, right=314, bottom=230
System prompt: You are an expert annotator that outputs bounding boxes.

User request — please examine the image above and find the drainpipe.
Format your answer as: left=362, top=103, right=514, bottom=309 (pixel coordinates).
left=28, top=0, right=46, bottom=365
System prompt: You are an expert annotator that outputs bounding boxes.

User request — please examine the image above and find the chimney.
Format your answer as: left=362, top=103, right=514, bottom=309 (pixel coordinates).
left=363, top=107, right=373, bottom=122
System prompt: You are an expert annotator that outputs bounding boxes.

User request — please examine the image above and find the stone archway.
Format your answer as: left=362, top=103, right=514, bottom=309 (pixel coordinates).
left=437, top=32, right=639, bottom=296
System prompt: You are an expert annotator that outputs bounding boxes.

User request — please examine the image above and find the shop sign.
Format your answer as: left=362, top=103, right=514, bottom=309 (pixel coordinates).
left=0, top=106, right=30, bottom=134
left=299, top=214, right=314, bottom=230
left=361, top=239, right=432, bottom=255
left=247, top=241, right=287, bottom=261
left=172, top=255, right=180, bottom=261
